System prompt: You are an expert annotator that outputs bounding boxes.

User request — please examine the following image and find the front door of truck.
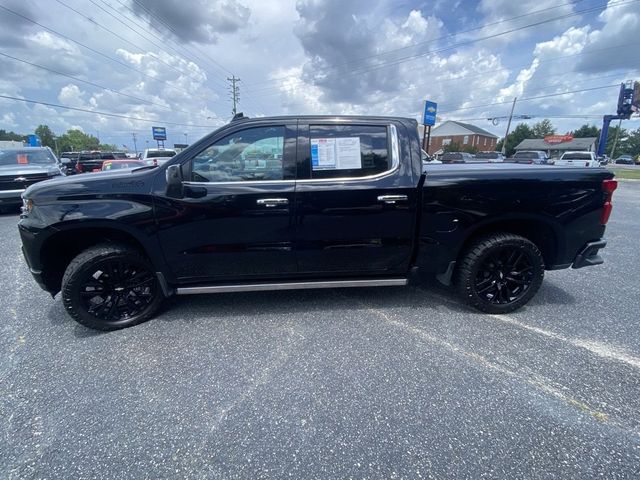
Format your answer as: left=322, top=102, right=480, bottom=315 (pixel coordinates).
left=154, top=122, right=298, bottom=283
left=293, top=121, right=417, bottom=276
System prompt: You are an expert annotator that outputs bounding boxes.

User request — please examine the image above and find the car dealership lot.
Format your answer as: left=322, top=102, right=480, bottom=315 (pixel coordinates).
left=1, top=183, right=639, bottom=479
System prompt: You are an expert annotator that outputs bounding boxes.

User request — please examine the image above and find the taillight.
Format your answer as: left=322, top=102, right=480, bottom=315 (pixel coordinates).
left=600, top=179, right=618, bottom=225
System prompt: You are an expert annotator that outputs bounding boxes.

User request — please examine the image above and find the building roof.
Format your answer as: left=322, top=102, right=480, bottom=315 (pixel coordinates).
left=427, top=120, right=499, bottom=139
left=514, top=137, right=597, bottom=151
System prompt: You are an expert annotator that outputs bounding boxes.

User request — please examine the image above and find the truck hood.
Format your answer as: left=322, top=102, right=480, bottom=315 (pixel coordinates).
left=0, top=164, right=61, bottom=176
left=23, top=167, right=158, bottom=202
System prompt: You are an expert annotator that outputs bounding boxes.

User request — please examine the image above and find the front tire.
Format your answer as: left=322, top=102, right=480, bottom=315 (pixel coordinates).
left=61, top=244, right=163, bottom=330
left=456, top=233, right=545, bottom=314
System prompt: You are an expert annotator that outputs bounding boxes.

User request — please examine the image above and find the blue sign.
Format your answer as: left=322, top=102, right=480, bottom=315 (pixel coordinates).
left=27, top=134, right=41, bottom=147
left=423, top=100, right=437, bottom=126
left=152, top=126, right=167, bottom=140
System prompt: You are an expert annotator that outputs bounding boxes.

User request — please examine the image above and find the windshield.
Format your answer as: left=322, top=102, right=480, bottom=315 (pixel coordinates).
left=562, top=153, right=592, bottom=160
left=513, top=152, right=539, bottom=159
left=147, top=150, right=176, bottom=158
left=475, top=152, right=500, bottom=159
left=0, top=149, right=57, bottom=166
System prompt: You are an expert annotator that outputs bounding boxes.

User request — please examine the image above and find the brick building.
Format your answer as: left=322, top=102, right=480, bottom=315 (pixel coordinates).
left=419, top=120, right=499, bottom=155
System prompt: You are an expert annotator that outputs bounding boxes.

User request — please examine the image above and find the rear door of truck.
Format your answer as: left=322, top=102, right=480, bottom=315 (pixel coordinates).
left=293, top=119, right=418, bottom=275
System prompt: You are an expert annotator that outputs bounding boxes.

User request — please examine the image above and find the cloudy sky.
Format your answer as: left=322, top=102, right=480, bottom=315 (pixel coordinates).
left=0, top=0, right=639, bottom=149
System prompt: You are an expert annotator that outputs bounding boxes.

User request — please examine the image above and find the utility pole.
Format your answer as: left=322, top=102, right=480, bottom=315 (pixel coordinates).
left=227, top=75, right=240, bottom=116
left=132, top=133, right=138, bottom=154
left=501, top=97, right=517, bottom=155
left=184, top=132, right=188, bottom=144
left=610, top=118, right=623, bottom=159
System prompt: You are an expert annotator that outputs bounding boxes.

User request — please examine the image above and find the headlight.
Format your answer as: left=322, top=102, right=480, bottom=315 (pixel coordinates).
left=21, top=197, right=34, bottom=215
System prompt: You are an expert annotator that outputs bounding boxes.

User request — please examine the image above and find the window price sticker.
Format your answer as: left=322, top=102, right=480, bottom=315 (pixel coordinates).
left=311, top=137, right=361, bottom=170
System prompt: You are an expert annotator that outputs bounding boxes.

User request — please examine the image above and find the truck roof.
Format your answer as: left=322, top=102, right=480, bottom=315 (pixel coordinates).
left=229, top=114, right=416, bottom=123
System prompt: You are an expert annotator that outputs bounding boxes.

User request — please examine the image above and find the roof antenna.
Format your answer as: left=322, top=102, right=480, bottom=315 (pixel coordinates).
left=231, top=112, right=246, bottom=122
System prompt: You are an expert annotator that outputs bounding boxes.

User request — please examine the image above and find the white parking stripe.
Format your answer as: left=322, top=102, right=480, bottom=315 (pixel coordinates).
left=425, top=289, right=640, bottom=370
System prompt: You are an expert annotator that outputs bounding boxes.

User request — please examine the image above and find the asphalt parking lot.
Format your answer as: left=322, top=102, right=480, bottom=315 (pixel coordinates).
left=1, top=182, right=639, bottom=479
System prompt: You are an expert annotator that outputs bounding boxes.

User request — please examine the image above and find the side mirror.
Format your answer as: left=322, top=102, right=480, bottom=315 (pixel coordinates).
left=60, top=157, right=72, bottom=165
left=166, top=164, right=184, bottom=198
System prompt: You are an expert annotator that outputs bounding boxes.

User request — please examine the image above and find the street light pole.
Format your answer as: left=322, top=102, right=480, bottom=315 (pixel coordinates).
left=184, top=132, right=188, bottom=144
left=501, top=97, right=517, bottom=155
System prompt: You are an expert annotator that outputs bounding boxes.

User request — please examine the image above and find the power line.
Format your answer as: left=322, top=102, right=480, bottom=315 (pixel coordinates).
left=54, top=0, right=199, bottom=84
left=107, top=0, right=266, bottom=115
left=0, top=94, right=218, bottom=128
left=0, top=51, right=205, bottom=117
left=248, top=40, right=640, bottom=99
left=438, top=84, right=620, bottom=115
left=123, top=0, right=268, bottom=114
left=0, top=3, right=217, bottom=105
left=244, top=0, right=585, bottom=88
left=433, top=71, right=638, bottom=113
left=244, top=0, right=638, bottom=94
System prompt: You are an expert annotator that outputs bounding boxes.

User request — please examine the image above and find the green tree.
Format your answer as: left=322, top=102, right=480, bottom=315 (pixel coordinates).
left=443, top=142, right=461, bottom=153
left=605, top=125, right=628, bottom=158
left=531, top=119, right=555, bottom=138
left=571, top=124, right=600, bottom=138
left=99, top=143, right=119, bottom=151
left=461, top=145, right=479, bottom=154
left=35, top=125, right=56, bottom=150
left=496, top=123, right=534, bottom=157
left=0, top=129, right=25, bottom=142
left=57, top=129, right=100, bottom=152
left=625, top=128, right=640, bottom=158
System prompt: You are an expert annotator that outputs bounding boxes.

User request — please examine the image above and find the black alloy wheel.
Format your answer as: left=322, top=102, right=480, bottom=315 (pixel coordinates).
left=62, top=244, right=163, bottom=330
left=456, top=233, right=545, bottom=314
left=474, top=246, right=534, bottom=305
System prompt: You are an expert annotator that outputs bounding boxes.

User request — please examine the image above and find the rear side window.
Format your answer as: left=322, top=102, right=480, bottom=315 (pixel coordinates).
left=309, top=125, right=390, bottom=179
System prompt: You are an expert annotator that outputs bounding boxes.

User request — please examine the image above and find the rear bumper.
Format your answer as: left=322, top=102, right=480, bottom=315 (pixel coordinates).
left=572, top=239, right=606, bottom=269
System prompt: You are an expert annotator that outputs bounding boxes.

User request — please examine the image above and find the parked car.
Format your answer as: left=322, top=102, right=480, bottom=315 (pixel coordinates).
left=440, top=152, right=475, bottom=163
left=635, top=154, right=640, bottom=166
left=508, top=151, right=550, bottom=164
left=19, top=115, right=617, bottom=330
left=0, top=147, right=64, bottom=209
left=101, top=159, right=148, bottom=171
left=614, top=155, right=634, bottom=165
left=555, top=151, right=600, bottom=168
left=474, top=151, right=505, bottom=162
left=140, top=148, right=177, bottom=166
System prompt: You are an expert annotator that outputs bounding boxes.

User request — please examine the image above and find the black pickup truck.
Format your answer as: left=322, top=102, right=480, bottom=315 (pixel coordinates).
left=18, top=115, right=617, bottom=330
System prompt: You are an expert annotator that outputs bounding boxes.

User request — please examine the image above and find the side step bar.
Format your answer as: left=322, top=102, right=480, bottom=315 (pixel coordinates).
left=175, top=278, right=408, bottom=295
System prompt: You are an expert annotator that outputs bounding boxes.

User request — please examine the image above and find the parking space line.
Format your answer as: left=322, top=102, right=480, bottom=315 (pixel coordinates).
left=422, top=289, right=640, bottom=371
left=361, top=304, right=625, bottom=431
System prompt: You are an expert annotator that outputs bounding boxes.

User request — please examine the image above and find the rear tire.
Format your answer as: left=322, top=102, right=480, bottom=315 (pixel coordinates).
left=456, top=233, right=544, bottom=314
left=61, top=244, right=163, bottom=330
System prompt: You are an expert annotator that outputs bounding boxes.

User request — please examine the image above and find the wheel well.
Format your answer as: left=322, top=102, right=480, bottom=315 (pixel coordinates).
left=39, top=228, right=148, bottom=294
left=458, top=219, right=559, bottom=268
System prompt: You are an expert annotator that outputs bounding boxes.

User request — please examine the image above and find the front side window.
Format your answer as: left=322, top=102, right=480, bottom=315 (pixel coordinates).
left=309, top=125, right=389, bottom=179
left=189, top=126, right=285, bottom=182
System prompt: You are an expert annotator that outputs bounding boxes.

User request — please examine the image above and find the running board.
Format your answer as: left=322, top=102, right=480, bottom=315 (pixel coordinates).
left=175, top=278, right=408, bottom=295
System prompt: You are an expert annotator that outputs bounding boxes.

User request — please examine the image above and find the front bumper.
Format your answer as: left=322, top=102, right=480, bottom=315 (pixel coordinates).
left=19, top=220, right=53, bottom=293
left=0, top=188, right=25, bottom=203
left=572, top=239, right=606, bottom=269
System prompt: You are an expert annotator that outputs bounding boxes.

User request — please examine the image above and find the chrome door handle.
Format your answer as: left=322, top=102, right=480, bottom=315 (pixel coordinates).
left=377, top=194, right=408, bottom=204
left=256, top=198, right=289, bottom=207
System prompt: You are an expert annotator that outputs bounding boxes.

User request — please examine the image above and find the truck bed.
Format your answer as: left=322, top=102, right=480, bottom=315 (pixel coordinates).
left=418, top=163, right=614, bottom=278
